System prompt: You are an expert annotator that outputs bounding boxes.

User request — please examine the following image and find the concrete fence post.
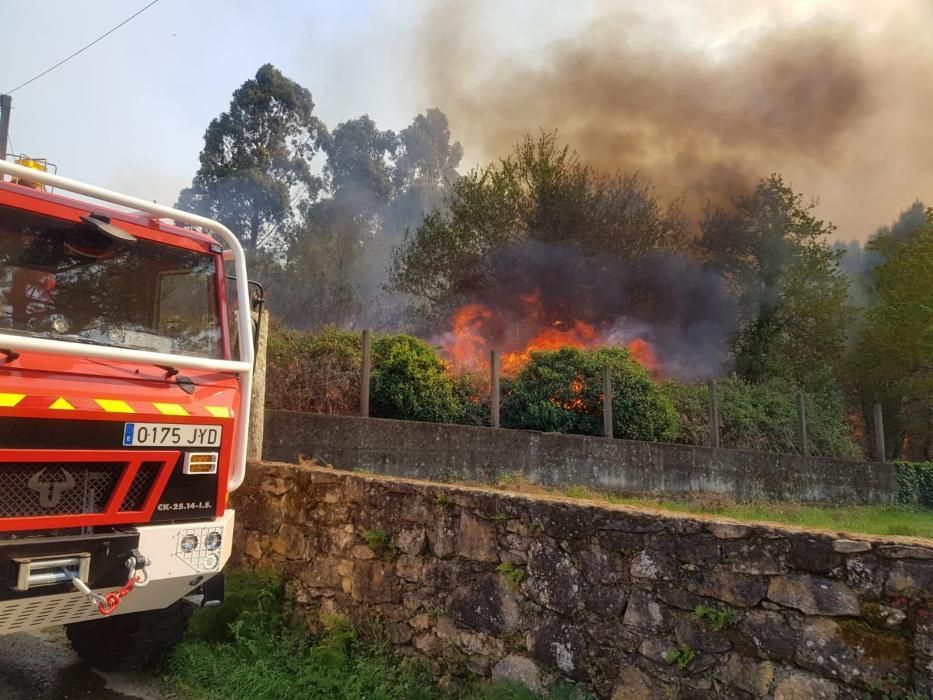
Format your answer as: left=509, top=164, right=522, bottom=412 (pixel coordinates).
left=603, top=366, right=613, bottom=439
left=796, top=389, right=808, bottom=456
left=873, top=403, right=886, bottom=462
left=360, top=329, right=371, bottom=417
left=707, top=380, right=720, bottom=448
left=490, top=349, right=500, bottom=428
left=246, top=309, right=269, bottom=461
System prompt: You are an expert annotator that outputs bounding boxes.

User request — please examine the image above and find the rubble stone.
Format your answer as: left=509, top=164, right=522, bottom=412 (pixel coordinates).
left=491, top=655, right=543, bottom=693
left=773, top=674, right=839, bottom=699
left=234, top=461, right=933, bottom=698
left=767, top=575, right=859, bottom=616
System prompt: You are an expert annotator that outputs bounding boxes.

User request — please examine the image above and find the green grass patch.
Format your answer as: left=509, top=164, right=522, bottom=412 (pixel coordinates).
left=663, top=645, right=695, bottom=671
left=164, top=569, right=586, bottom=700
left=691, top=604, right=738, bottom=631
left=362, top=529, right=391, bottom=552
left=467, top=473, right=931, bottom=538
left=497, top=562, right=526, bottom=590
left=554, top=489, right=933, bottom=539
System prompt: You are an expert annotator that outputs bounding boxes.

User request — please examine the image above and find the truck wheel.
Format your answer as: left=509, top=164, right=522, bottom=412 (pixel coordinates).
left=65, top=601, right=193, bottom=671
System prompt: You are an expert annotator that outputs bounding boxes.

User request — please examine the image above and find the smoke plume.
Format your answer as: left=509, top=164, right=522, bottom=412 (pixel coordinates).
left=421, top=1, right=933, bottom=237
left=444, top=240, right=736, bottom=381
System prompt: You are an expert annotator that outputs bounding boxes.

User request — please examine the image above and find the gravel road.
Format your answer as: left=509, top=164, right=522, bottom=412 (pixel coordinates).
left=0, top=629, right=171, bottom=700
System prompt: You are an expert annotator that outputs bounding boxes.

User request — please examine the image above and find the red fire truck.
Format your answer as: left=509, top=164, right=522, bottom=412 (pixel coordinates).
left=0, top=159, right=254, bottom=669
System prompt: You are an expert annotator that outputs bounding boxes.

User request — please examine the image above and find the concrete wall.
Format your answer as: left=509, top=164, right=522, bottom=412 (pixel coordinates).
left=263, top=411, right=897, bottom=505
left=234, top=461, right=933, bottom=698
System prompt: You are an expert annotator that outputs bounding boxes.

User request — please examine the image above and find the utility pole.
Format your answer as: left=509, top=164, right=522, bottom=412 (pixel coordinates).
left=796, top=389, right=808, bottom=457
left=873, top=403, right=886, bottom=462
left=490, top=349, right=500, bottom=428
left=0, top=94, right=12, bottom=164
left=707, top=380, right=720, bottom=448
left=360, top=330, right=371, bottom=417
left=602, top=366, right=613, bottom=439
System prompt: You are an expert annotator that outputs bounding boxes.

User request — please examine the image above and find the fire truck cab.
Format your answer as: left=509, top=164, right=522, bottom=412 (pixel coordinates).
left=0, top=159, right=254, bottom=670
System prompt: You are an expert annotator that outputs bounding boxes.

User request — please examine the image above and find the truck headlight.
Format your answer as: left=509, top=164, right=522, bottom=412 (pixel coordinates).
left=204, top=553, right=219, bottom=570
left=205, top=531, right=222, bottom=551
left=180, top=534, right=198, bottom=553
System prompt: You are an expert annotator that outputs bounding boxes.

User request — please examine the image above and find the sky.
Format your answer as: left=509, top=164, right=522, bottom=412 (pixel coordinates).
left=2, top=0, right=931, bottom=241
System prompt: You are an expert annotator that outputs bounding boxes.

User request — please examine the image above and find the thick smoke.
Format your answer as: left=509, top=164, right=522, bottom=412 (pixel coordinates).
left=458, top=240, right=736, bottom=381
left=835, top=199, right=926, bottom=305
left=421, top=1, right=933, bottom=237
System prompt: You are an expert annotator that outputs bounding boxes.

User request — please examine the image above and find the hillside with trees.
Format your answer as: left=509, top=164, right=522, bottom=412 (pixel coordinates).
left=178, top=64, right=932, bottom=461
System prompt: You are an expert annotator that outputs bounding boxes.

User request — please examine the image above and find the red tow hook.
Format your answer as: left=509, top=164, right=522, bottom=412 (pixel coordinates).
left=70, top=551, right=150, bottom=616
left=97, top=574, right=140, bottom=616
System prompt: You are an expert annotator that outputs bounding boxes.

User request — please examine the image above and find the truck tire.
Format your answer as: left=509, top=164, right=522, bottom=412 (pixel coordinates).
left=65, top=601, right=193, bottom=671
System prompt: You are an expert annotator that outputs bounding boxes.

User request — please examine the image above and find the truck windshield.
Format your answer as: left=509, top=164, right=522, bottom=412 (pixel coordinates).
left=0, top=204, right=223, bottom=359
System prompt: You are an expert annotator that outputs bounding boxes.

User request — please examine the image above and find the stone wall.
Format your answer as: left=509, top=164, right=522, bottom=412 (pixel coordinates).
left=234, top=460, right=933, bottom=699
left=263, top=411, right=897, bottom=505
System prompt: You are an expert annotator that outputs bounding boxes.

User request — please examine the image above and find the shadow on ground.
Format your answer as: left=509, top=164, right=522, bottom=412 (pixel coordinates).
left=0, top=629, right=168, bottom=700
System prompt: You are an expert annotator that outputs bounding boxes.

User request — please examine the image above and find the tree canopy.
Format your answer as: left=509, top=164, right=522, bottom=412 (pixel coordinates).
left=391, top=132, right=689, bottom=315
left=177, top=66, right=933, bottom=459
left=701, top=175, right=851, bottom=390
left=854, top=211, right=933, bottom=459
left=177, top=64, right=326, bottom=252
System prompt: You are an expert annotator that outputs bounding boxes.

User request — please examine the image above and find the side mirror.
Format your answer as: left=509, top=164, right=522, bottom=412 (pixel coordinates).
left=247, top=280, right=264, bottom=315
left=247, top=280, right=265, bottom=362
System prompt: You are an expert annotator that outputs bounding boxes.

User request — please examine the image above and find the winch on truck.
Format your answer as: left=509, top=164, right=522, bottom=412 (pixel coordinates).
left=0, top=157, right=256, bottom=670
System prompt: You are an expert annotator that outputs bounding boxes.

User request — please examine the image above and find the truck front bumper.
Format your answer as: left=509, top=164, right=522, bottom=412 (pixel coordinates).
left=0, top=510, right=234, bottom=635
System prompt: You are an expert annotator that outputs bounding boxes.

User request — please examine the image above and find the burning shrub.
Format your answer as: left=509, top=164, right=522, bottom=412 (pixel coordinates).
left=500, top=346, right=679, bottom=441
left=370, top=334, right=467, bottom=424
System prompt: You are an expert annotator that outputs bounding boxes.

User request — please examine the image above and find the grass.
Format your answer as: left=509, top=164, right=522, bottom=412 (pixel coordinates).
left=610, top=499, right=933, bottom=539
left=497, top=562, right=526, bottom=590
left=663, top=645, right=695, bottom=671
left=163, top=569, right=588, bottom=700
left=691, top=604, right=738, bottom=632
left=482, top=475, right=933, bottom=539
left=362, top=529, right=390, bottom=551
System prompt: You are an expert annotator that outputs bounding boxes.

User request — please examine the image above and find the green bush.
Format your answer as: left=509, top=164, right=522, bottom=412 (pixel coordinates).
left=662, top=378, right=861, bottom=458
left=501, top=347, right=679, bottom=442
left=895, top=462, right=933, bottom=509
left=186, top=568, right=283, bottom=643
left=371, top=334, right=466, bottom=424
left=266, top=326, right=471, bottom=424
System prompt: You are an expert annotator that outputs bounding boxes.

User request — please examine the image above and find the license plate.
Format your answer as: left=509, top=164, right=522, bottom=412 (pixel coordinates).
left=122, top=423, right=222, bottom=447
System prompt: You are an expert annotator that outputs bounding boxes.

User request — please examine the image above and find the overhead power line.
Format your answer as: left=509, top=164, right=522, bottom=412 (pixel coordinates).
left=7, top=0, right=161, bottom=94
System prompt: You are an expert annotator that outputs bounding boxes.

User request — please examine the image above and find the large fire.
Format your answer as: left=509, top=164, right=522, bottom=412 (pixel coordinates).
left=438, top=295, right=659, bottom=375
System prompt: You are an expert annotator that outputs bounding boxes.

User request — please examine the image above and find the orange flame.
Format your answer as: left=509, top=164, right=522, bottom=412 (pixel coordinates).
left=501, top=321, right=596, bottom=374
left=439, top=300, right=659, bottom=376
left=626, top=338, right=658, bottom=372
left=443, top=304, right=495, bottom=371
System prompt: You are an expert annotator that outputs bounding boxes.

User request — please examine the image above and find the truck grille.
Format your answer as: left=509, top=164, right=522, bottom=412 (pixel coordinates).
left=120, top=461, right=161, bottom=512
left=0, top=461, right=124, bottom=518
left=0, top=449, right=179, bottom=532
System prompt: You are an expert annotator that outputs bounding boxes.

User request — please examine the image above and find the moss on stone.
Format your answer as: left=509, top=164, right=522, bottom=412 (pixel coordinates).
left=859, top=602, right=886, bottom=628
left=837, top=620, right=908, bottom=664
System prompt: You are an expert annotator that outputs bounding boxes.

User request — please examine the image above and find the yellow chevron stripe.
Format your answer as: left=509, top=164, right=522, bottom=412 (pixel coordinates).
left=154, top=402, right=189, bottom=416
left=0, top=393, right=25, bottom=407
left=205, top=406, right=230, bottom=418
left=95, top=399, right=135, bottom=413
left=49, top=397, right=75, bottom=410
